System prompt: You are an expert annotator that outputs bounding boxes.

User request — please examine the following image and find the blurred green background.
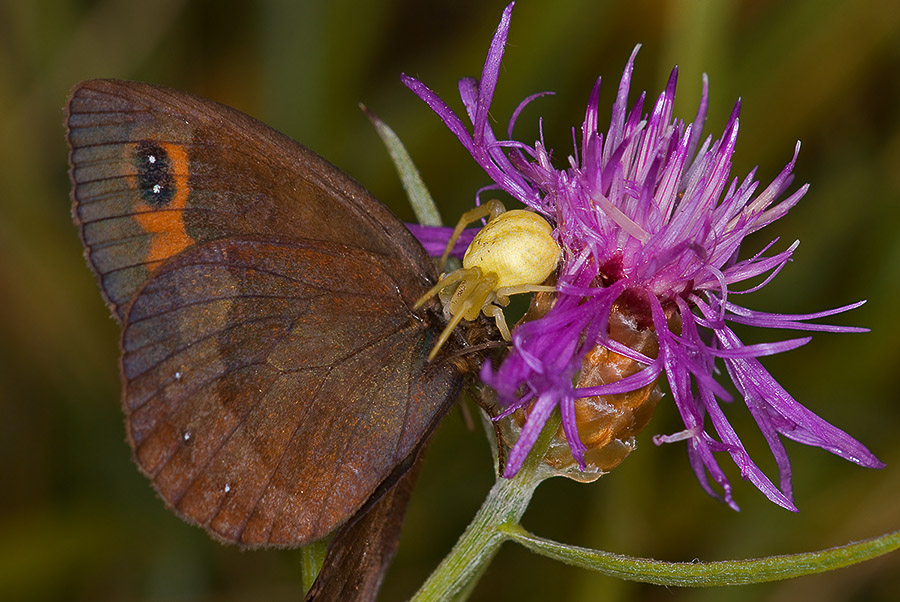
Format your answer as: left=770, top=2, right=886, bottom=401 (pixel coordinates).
left=2, top=0, right=899, bottom=600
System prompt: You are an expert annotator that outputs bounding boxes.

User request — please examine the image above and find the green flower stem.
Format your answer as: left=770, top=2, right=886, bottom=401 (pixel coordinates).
left=499, top=523, right=900, bottom=587
left=408, top=470, right=539, bottom=601
left=299, top=538, right=330, bottom=594
left=410, top=413, right=560, bottom=602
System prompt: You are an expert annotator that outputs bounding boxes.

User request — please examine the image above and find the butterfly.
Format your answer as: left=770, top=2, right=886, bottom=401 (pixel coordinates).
left=66, top=79, right=490, bottom=599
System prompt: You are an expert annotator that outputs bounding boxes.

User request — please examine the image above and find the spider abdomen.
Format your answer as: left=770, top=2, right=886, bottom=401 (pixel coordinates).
left=462, top=210, right=559, bottom=289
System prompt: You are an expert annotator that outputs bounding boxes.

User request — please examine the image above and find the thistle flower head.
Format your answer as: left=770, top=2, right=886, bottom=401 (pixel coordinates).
left=403, top=2, right=882, bottom=510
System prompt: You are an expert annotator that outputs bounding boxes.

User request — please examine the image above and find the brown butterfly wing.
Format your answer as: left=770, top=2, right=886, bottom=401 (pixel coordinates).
left=121, top=237, right=454, bottom=546
left=67, top=80, right=462, bottom=547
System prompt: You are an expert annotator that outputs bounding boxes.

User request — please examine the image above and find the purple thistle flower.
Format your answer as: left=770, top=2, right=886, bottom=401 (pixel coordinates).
left=403, top=2, right=883, bottom=510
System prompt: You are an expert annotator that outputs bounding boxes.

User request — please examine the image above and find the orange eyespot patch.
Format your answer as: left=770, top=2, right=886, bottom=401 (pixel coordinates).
left=129, top=140, right=194, bottom=271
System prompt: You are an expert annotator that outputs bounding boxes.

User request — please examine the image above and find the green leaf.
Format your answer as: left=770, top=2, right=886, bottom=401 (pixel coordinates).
left=363, top=104, right=443, bottom=227
left=299, top=538, right=330, bottom=594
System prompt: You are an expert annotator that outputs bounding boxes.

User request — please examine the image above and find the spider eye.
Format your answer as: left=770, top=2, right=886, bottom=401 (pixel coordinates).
left=462, top=210, right=559, bottom=289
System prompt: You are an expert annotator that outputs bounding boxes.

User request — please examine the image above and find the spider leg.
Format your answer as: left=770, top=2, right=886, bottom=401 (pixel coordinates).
left=439, top=199, right=507, bottom=268
left=494, top=284, right=557, bottom=304
left=414, top=268, right=477, bottom=309
left=483, top=304, right=511, bottom=341
left=427, top=273, right=497, bottom=360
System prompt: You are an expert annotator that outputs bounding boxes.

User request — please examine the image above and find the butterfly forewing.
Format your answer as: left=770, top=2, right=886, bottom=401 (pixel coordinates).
left=66, top=79, right=465, bottom=548
left=68, top=79, right=431, bottom=320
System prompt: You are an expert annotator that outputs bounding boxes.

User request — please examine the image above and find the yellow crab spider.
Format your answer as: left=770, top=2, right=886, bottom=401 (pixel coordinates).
left=415, top=199, right=561, bottom=360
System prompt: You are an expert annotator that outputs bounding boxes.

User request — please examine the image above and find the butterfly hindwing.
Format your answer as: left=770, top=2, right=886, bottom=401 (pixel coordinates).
left=121, top=238, right=458, bottom=545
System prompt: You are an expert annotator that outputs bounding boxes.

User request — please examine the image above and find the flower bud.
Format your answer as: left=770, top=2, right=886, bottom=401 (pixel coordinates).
left=491, top=294, right=675, bottom=482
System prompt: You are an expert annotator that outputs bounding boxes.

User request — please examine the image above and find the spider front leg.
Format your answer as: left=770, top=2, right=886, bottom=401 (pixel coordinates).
left=423, top=268, right=499, bottom=361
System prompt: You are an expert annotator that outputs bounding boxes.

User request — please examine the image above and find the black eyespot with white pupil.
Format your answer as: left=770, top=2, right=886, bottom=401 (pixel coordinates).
left=135, top=141, right=175, bottom=206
